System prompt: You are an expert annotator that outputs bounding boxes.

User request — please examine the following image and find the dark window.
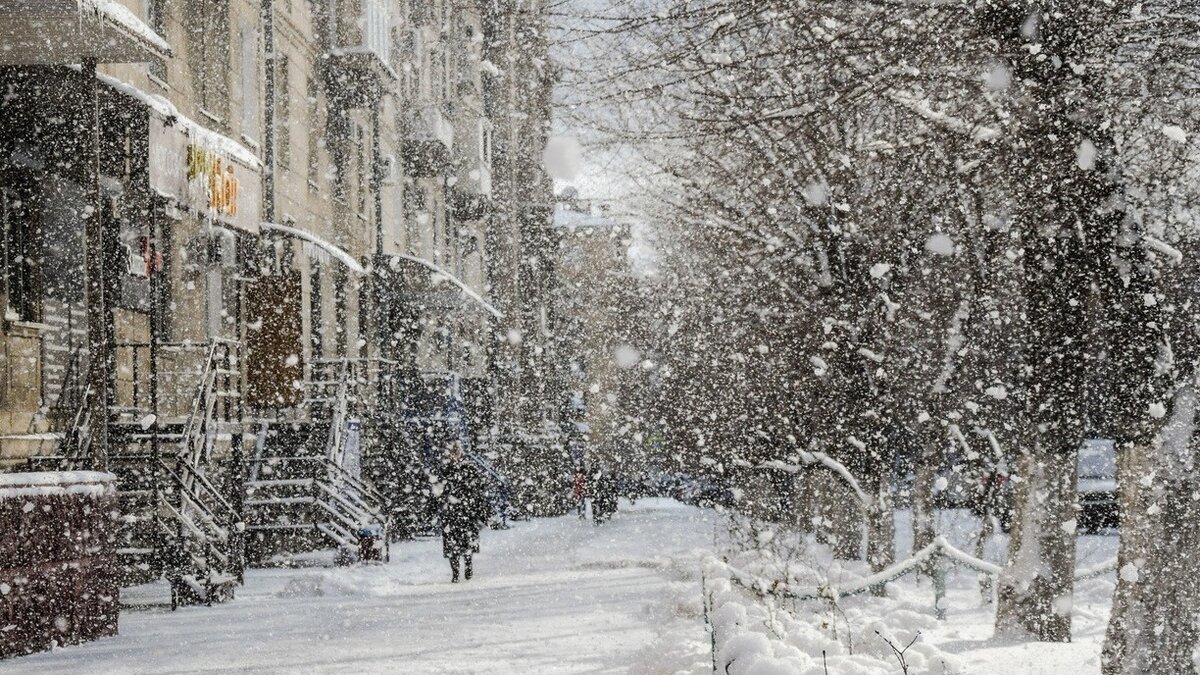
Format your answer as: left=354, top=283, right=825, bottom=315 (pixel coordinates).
left=0, top=178, right=41, bottom=323
left=356, top=126, right=367, bottom=215
left=147, top=0, right=168, bottom=82
left=188, top=0, right=231, bottom=120
left=307, top=76, right=321, bottom=190
left=277, top=55, right=291, bottom=170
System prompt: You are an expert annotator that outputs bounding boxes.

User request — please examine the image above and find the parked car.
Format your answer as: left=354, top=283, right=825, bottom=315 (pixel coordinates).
left=1078, top=438, right=1118, bottom=532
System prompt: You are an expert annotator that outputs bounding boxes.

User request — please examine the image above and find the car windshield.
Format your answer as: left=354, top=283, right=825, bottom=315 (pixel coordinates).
left=1079, top=440, right=1116, bottom=479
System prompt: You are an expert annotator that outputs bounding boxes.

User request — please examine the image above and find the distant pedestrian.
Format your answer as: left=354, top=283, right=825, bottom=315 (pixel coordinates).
left=573, top=466, right=587, bottom=518
left=440, top=445, right=488, bottom=582
left=592, top=466, right=618, bottom=524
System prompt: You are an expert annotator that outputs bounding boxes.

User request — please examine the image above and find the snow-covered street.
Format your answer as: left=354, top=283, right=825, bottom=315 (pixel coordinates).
left=6, top=499, right=716, bottom=674
left=7, top=498, right=1134, bottom=674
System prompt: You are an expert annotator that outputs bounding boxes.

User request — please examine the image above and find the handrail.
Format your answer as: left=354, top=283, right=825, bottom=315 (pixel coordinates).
left=164, top=457, right=238, bottom=521
left=323, top=456, right=386, bottom=510
left=62, top=384, right=94, bottom=466
left=115, top=338, right=240, bottom=349
left=177, top=342, right=220, bottom=495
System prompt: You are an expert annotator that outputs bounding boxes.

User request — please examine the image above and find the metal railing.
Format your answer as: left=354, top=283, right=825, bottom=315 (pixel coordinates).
left=716, top=538, right=1119, bottom=621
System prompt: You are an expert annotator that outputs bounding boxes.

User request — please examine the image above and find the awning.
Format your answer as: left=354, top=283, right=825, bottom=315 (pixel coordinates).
left=97, top=71, right=263, bottom=233
left=261, top=222, right=367, bottom=275
left=388, top=254, right=503, bottom=319
left=0, top=0, right=172, bottom=66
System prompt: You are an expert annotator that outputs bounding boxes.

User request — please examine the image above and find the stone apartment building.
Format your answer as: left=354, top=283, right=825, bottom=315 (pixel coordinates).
left=0, top=0, right=559, bottom=602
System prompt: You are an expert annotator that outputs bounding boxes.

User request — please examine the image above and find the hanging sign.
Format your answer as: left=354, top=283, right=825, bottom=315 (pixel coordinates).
left=149, top=115, right=261, bottom=234
left=186, top=145, right=239, bottom=217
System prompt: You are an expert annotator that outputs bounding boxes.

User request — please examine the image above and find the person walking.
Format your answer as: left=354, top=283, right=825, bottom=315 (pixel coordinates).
left=592, top=466, right=618, bottom=524
left=440, top=444, right=488, bottom=583
left=573, top=465, right=587, bottom=519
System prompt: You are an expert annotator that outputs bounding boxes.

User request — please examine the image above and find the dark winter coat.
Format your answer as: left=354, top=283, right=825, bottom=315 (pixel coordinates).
left=440, top=459, right=488, bottom=558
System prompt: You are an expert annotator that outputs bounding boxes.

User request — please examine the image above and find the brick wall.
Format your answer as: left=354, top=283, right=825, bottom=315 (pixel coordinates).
left=0, top=471, right=118, bottom=660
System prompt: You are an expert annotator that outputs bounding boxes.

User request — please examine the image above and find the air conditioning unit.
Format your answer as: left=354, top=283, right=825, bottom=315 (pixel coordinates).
left=209, top=227, right=239, bottom=269
left=382, top=153, right=399, bottom=185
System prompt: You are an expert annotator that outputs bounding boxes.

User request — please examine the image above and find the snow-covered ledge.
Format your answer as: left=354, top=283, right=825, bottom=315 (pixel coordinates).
left=388, top=253, right=503, bottom=319
left=0, top=0, right=170, bottom=66
left=260, top=222, right=367, bottom=275
left=82, top=0, right=172, bottom=56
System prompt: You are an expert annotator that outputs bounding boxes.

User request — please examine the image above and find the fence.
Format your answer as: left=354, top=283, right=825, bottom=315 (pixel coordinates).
left=715, top=537, right=1118, bottom=620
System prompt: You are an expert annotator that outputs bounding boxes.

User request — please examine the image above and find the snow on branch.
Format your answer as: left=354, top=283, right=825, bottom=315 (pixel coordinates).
left=712, top=536, right=1003, bottom=601
left=1142, top=234, right=1184, bottom=264
left=884, top=91, right=1000, bottom=144
left=759, top=446, right=871, bottom=510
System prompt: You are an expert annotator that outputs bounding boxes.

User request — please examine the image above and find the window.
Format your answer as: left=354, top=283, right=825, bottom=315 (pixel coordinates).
left=277, top=55, right=291, bottom=169
left=188, top=0, right=231, bottom=120
left=356, top=126, right=367, bottom=215
left=363, top=0, right=391, bottom=65
left=240, top=24, right=260, bottom=143
left=309, top=260, right=323, bottom=360
left=403, top=179, right=423, bottom=255
left=0, top=180, right=40, bottom=323
left=147, top=0, right=167, bottom=83
left=307, top=76, right=321, bottom=190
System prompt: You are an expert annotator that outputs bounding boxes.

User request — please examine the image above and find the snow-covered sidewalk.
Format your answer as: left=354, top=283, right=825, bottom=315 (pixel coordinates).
left=7, top=499, right=716, bottom=674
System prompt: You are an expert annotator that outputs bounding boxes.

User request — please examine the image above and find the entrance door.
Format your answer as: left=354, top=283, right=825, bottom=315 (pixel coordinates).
left=246, top=272, right=303, bottom=409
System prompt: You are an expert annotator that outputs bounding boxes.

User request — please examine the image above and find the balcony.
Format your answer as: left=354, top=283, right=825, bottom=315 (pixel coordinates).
left=326, top=0, right=395, bottom=101
left=0, top=0, right=172, bottom=65
left=403, top=104, right=455, bottom=176
left=456, top=158, right=492, bottom=197
left=450, top=116, right=492, bottom=219
left=451, top=163, right=492, bottom=221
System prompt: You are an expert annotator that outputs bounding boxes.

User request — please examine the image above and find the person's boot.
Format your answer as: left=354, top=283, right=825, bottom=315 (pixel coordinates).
left=450, top=557, right=460, bottom=583
left=464, top=556, right=473, bottom=581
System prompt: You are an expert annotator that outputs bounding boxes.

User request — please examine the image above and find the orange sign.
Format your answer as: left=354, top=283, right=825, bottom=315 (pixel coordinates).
left=186, top=144, right=240, bottom=217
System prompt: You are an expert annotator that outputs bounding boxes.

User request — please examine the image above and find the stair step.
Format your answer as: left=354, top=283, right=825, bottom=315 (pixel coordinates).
left=245, top=479, right=314, bottom=488
left=245, top=496, right=315, bottom=506
left=246, top=523, right=315, bottom=531
left=115, top=542, right=154, bottom=554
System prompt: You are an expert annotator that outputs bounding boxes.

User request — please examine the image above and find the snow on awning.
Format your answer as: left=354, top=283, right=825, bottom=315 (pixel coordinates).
left=261, top=222, right=367, bottom=275
left=98, top=72, right=261, bottom=170
left=388, top=253, right=503, bottom=319
left=0, top=0, right=172, bottom=66
left=96, top=71, right=263, bottom=233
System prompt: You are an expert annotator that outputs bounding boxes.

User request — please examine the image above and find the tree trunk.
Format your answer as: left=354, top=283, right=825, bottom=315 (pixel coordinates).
left=911, top=422, right=940, bottom=570
left=994, top=223, right=1087, bottom=642
left=1103, top=385, right=1200, bottom=674
left=995, top=443, right=1079, bottom=640
left=826, top=478, right=864, bottom=560
left=866, top=477, right=895, bottom=596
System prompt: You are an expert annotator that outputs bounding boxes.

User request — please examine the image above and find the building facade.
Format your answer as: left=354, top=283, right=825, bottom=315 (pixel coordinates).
left=0, top=0, right=559, bottom=601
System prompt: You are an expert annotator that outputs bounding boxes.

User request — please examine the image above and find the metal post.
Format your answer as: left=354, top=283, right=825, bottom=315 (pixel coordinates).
left=933, top=551, right=947, bottom=620
left=230, top=341, right=246, bottom=583
left=150, top=199, right=162, bottom=522
left=83, top=58, right=112, bottom=471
